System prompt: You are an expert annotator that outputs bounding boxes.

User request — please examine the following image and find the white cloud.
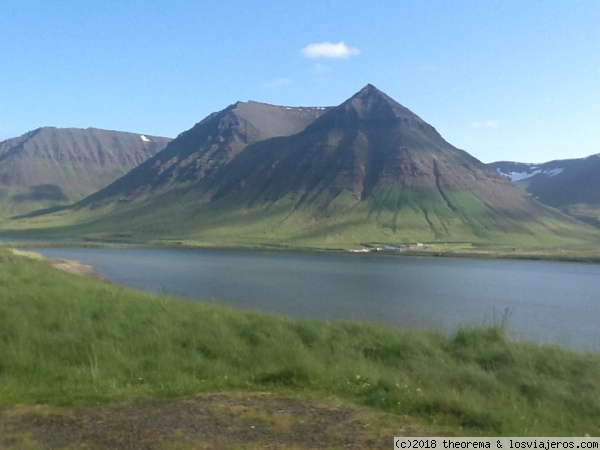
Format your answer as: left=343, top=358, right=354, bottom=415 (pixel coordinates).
left=301, top=41, right=360, bottom=59
left=263, top=77, right=292, bottom=89
left=472, top=120, right=500, bottom=129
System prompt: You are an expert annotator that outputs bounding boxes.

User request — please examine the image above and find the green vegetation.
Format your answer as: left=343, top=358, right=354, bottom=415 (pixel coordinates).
left=1, top=248, right=599, bottom=436
left=3, top=186, right=600, bottom=256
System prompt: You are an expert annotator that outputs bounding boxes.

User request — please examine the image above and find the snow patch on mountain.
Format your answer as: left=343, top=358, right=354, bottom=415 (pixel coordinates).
left=502, top=169, right=540, bottom=181
left=495, top=166, right=563, bottom=182
left=545, top=168, right=563, bottom=177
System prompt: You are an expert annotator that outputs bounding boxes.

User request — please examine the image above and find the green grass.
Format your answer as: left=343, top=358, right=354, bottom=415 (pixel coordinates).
left=1, top=248, right=599, bottom=436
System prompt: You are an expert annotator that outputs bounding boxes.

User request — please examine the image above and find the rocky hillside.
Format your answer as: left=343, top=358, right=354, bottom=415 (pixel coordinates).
left=0, top=127, right=170, bottom=216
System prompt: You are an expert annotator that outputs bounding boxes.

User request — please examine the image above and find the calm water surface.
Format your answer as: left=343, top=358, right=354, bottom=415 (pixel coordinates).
left=31, top=247, right=600, bottom=352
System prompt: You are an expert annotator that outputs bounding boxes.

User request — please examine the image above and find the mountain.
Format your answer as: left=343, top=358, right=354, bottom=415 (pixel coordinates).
left=11, top=86, right=599, bottom=248
left=0, top=127, right=171, bottom=217
left=491, top=154, right=600, bottom=226
left=207, top=85, right=530, bottom=211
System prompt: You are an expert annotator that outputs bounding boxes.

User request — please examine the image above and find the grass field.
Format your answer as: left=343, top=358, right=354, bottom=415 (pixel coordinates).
left=1, top=248, right=599, bottom=437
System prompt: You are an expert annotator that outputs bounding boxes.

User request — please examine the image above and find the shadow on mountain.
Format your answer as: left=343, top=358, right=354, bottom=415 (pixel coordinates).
left=10, top=203, right=71, bottom=220
left=13, top=184, right=68, bottom=202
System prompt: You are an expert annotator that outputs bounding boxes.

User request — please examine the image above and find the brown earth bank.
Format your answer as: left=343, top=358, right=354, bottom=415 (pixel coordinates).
left=47, top=258, right=102, bottom=279
left=0, top=392, right=439, bottom=449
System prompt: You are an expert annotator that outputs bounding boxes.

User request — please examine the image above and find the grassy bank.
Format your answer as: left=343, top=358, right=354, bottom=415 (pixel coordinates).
left=1, top=248, right=599, bottom=436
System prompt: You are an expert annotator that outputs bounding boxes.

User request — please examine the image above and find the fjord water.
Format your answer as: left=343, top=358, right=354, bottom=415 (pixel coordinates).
left=33, top=247, right=600, bottom=352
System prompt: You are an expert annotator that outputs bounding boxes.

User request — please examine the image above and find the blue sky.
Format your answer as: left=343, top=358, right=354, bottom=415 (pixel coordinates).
left=1, top=1, right=599, bottom=163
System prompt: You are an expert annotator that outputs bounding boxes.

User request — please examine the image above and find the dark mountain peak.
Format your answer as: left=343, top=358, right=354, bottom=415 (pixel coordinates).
left=305, top=85, right=444, bottom=152
left=303, top=86, right=390, bottom=131
left=347, top=85, right=432, bottom=124
left=352, top=83, right=389, bottom=100
left=343, top=84, right=397, bottom=114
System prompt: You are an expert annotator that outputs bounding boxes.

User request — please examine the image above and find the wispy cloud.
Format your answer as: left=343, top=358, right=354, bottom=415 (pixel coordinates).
left=471, top=120, right=500, bottom=129
left=301, top=41, right=360, bottom=59
left=263, top=77, right=292, bottom=89
left=312, top=63, right=332, bottom=76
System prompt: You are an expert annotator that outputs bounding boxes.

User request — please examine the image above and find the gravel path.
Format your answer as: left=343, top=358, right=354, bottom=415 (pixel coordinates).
left=0, top=392, right=435, bottom=449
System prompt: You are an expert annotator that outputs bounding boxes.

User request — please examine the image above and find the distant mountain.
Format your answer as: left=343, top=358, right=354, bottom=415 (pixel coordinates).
left=12, top=86, right=598, bottom=248
left=0, top=127, right=171, bottom=217
left=491, top=154, right=600, bottom=226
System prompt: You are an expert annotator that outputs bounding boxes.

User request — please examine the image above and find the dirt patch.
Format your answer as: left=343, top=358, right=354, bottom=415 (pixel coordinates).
left=0, top=392, right=437, bottom=449
left=48, top=258, right=103, bottom=280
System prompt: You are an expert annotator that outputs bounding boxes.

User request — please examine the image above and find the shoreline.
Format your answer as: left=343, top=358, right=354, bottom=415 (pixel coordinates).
left=3, top=237, right=600, bottom=265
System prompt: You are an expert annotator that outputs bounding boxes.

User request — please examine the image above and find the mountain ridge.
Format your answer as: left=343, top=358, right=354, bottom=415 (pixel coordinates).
left=491, top=154, right=600, bottom=227
left=0, top=127, right=171, bottom=217
left=78, top=101, right=330, bottom=206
